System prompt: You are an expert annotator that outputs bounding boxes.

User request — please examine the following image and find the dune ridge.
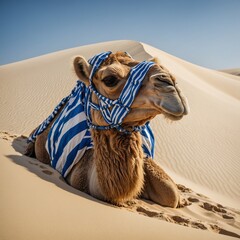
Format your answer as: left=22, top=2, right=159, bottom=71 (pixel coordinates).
left=1, top=40, right=240, bottom=239
left=221, top=69, right=240, bottom=77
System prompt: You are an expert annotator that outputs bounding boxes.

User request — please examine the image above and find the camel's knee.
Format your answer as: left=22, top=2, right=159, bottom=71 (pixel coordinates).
left=144, top=177, right=179, bottom=208
left=24, top=142, right=35, bottom=157
left=142, top=158, right=180, bottom=208
left=156, top=181, right=179, bottom=208
left=34, top=133, right=50, bottom=164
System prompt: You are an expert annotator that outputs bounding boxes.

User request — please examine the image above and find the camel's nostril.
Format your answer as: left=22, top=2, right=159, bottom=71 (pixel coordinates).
left=151, top=74, right=174, bottom=88
left=154, top=79, right=173, bottom=88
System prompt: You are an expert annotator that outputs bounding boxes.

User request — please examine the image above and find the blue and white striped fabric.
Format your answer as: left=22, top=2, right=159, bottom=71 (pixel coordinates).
left=141, top=122, right=155, bottom=158
left=28, top=51, right=155, bottom=178
left=88, top=51, right=112, bottom=81
left=46, top=81, right=93, bottom=178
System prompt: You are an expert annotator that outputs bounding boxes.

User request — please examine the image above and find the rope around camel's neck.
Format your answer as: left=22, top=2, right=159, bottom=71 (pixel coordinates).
left=91, top=128, right=145, bottom=202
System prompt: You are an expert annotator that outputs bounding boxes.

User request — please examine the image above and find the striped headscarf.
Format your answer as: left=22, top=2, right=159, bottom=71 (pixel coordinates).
left=85, top=52, right=155, bottom=133
left=28, top=52, right=155, bottom=177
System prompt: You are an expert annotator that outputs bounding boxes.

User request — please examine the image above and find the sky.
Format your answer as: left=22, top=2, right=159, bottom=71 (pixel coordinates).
left=1, top=0, right=240, bottom=69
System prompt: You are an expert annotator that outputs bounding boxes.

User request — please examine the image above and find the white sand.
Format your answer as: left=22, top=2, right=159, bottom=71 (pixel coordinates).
left=1, top=40, right=240, bottom=239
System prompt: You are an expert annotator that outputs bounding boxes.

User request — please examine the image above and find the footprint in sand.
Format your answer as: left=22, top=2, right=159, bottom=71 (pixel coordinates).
left=171, top=216, right=209, bottom=230
left=0, top=131, right=19, bottom=141
left=28, top=161, right=53, bottom=175
left=28, top=161, right=38, bottom=166
left=59, top=176, right=65, bottom=182
left=132, top=186, right=240, bottom=239
left=171, top=216, right=189, bottom=226
left=136, top=206, right=175, bottom=223
left=202, top=202, right=227, bottom=213
left=136, top=206, right=159, bottom=218
left=177, top=184, right=192, bottom=193
left=39, top=165, right=53, bottom=175
left=222, top=214, right=234, bottom=220
left=191, top=221, right=207, bottom=230
left=42, top=170, right=53, bottom=175
left=211, top=224, right=240, bottom=238
left=188, top=197, right=200, bottom=203
left=0, top=131, right=11, bottom=141
left=201, top=202, right=236, bottom=223
left=196, top=193, right=209, bottom=199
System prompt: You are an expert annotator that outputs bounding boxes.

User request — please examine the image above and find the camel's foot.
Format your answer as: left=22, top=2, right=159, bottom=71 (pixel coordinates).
left=142, top=158, right=180, bottom=208
left=34, top=133, right=51, bottom=164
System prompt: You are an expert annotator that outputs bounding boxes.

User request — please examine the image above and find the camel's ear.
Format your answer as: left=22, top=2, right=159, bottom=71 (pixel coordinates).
left=73, top=56, right=91, bottom=84
left=148, top=57, right=160, bottom=64
left=149, top=57, right=169, bottom=72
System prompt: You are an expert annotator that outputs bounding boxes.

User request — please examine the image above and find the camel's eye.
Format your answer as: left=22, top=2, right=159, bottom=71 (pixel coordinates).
left=102, top=76, right=119, bottom=87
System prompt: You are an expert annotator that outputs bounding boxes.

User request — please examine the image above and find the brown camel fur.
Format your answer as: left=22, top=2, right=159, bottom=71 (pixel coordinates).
left=25, top=52, right=189, bottom=207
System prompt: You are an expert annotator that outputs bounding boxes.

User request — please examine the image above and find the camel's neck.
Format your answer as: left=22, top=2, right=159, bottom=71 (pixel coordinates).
left=91, top=129, right=144, bottom=203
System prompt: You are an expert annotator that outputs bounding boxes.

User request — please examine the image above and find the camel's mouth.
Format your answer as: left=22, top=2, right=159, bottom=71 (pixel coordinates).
left=159, top=101, right=189, bottom=121
left=156, top=88, right=190, bottom=121
left=161, top=111, right=184, bottom=121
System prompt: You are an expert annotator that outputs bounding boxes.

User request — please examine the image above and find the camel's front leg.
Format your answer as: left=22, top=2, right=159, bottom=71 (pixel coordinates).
left=141, top=158, right=180, bottom=208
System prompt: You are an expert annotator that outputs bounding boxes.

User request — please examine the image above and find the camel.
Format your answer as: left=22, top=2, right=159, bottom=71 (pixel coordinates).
left=25, top=51, right=189, bottom=208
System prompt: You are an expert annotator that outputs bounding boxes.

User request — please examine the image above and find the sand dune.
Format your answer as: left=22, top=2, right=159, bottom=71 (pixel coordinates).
left=221, top=68, right=240, bottom=77
left=1, top=40, right=240, bottom=239
left=142, top=43, right=240, bottom=207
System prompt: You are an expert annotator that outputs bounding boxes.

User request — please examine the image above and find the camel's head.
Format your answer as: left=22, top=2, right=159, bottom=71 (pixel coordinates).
left=73, top=52, right=189, bottom=129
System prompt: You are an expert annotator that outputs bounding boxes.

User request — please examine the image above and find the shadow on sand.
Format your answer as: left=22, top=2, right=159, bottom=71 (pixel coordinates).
left=9, top=136, right=111, bottom=208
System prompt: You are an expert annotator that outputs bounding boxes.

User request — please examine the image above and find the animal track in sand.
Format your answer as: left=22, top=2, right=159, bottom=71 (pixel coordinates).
left=136, top=205, right=209, bottom=230
left=59, top=176, right=65, bottom=182
left=200, top=201, right=237, bottom=223
left=202, top=202, right=227, bottom=213
left=136, top=206, right=173, bottom=222
left=188, top=197, right=200, bottom=203
left=196, top=193, right=209, bottom=199
left=42, top=170, right=53, bottom=175
left=211, top=224, right=240, bottom=238
left=28, top=161, right=38, bottom=166
left=28, top=161, right=53, bottom=175
left=191, top=221, right=207, bottom=230
left=0, top=131, right=15, bottom=141
left=135, top=203, right=240, bottom=238
left=171, top=216, right=189, bottom=226
left=222, top=214, right=234, bottom=220
left=171, top=216, right=210, bottom=231
left=130, top=185, right=240, bottom=239
left=136, top=206, right=160, bottom=218
left=177, top=184, right=192, bottom=193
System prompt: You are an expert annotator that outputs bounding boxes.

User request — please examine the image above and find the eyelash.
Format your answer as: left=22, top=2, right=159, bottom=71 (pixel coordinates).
left=102, top=76, right=119, bottom=87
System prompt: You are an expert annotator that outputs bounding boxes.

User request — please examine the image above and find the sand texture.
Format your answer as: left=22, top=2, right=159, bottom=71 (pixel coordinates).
left=1, top=40, right=240, bottom=239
